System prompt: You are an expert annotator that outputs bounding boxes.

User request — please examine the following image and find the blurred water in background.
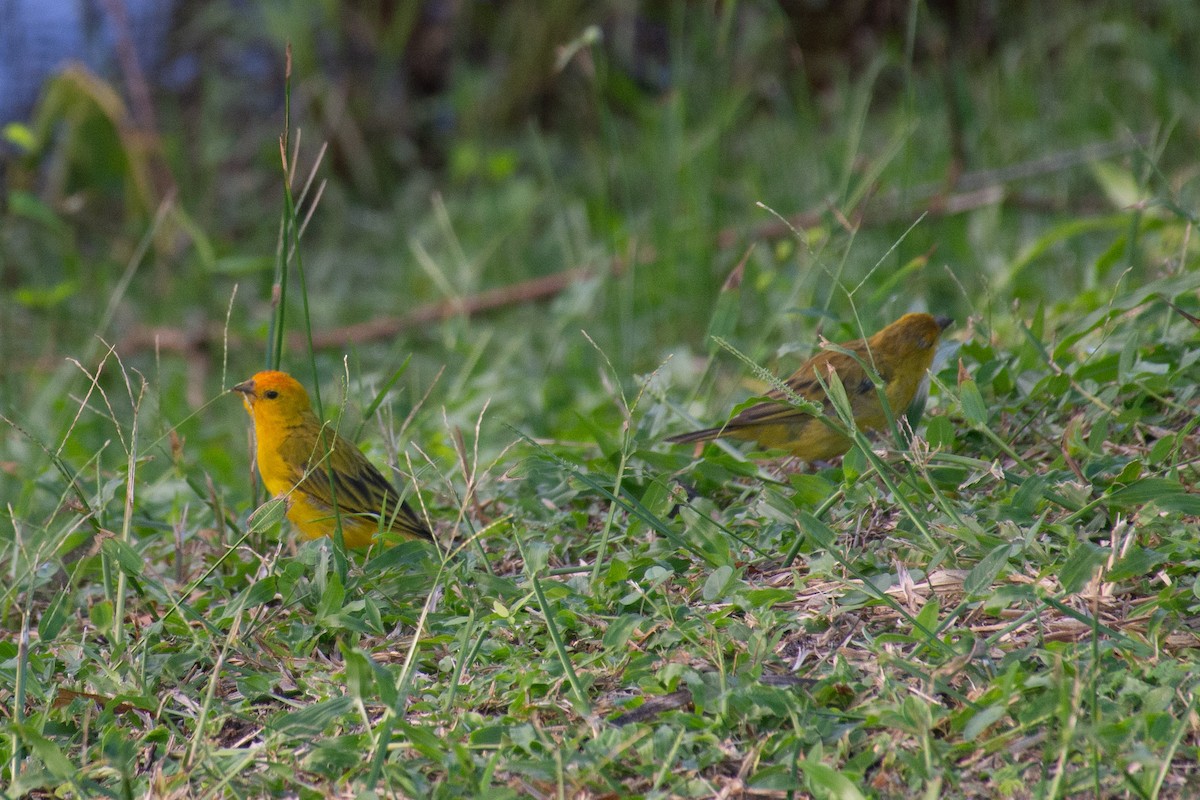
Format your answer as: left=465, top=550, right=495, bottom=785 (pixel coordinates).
left=0, top=0, right=176, bottom=124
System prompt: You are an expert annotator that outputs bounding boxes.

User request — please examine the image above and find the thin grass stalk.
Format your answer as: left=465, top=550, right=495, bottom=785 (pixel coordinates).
left=528, top=566, right=591, bottom=714
left=267, top=46, right=294, bottom=371
left=112, top=380, right=144, bottom=645
left=186, top=601, right=245, bottom=769
left=10, top=607, right=31, bottom=782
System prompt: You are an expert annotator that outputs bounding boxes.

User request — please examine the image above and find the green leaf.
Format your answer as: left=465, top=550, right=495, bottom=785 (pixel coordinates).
left=2, top=121, right=36, bottom=150
left=841, top=445, right=866, bottom=481
left=799, top=511, right=837, bottom=549
left=1090, top=161, right=1145, bottom=208
left=913, top=597, right=940, bottom=636
left=398, top=721, right=449, bottom=760
left=249, top=497, right=288, bottom=534
left=822, top=369, right=852, bottom=425
left=1009, top=475, right=1047, bottom=517
left=468, top=725, right=507, bottom=747
left=606, top=557, right=630, bottom=582
left=15, top=723, right=77, bottom=779
left=636, top=479, right=675, bottom=521
left=1107, top=478, right=1194, bottom=510
left=316, top=572, right=346, bottom=619
left=964, top=544, right=1011, bottom=597
left=1150, top=493, right=1200, bottom=515
left=1108, top=547, right=1168, bottom=582
left=269, top=696, right=355, bottom=737
left=1147, top=434, right=1177, bottom=465
left=747, top=764, right=804, bottom=790
left=241, top=577, right=279, bottom=609
left=89, top=600, right=114, bottom=630
left=1059, top=542, right=1107, bottom=594
left=38, top=590, right=71, bottom=640
left=602, top=614, right=644, bottom=649
left=788, top=473, right=837, bottom=508
left=340, top=644, right=376, bottom=700
left=573, top=410, right=620, bottom=458
left=798, top=759, right=867, bottom=800
left=925, top=415, right=955, bottom=449
left=8, top=190, right=67, bottom=231
left=963, top=703, right=1008, bottom=741
left=14, top=280, right=79, bottom=309
left=702, top=565, right=734, bottom=601
left=742, top=588, right=794, bottom=608
left=958, top=379, right=988, bottom=426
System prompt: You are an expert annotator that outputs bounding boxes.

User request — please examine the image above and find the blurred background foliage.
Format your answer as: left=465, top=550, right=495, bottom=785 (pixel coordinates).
left=1, top=0, right=1198, bottom=500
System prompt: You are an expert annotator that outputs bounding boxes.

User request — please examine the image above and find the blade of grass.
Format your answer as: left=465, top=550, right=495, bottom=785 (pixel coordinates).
left=525, top=558, right=592, bottom=715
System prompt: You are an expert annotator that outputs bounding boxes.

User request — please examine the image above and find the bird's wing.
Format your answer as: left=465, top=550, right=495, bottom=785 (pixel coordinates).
left=281, top=428, right=404, bottom=517
left=275, top=423, right=432, bottom=541
left=728, top=348, right=879, bottom=427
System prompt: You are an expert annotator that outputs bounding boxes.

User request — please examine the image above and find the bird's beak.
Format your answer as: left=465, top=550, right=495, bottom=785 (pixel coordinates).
left=934, top=316, right=953, bottom=331
left=232, top=379, right=255, bottom=397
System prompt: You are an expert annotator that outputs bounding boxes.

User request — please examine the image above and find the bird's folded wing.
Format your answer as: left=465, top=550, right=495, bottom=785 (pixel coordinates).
left=282, top=433, right=399, bottom=517
left=730, top=374, right=831, bottom=425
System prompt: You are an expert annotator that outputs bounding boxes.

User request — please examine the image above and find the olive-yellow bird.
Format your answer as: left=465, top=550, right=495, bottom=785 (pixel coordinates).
left=667, top=313, right=952, bottom=460
left=234, top=370, right=432, bottom=547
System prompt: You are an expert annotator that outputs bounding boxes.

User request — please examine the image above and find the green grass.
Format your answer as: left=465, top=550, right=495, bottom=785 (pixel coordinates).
left=3, top=2, right=1200, bottom=797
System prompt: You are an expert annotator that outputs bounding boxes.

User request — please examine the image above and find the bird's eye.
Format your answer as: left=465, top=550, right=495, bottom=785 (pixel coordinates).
left=264, top=389, right=279, bottom=400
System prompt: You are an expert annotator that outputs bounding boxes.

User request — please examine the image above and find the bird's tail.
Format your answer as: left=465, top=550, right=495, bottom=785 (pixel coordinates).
left=403, top=510, right=435, bottom=542
left=664, top=427, right=724, bottom=445
left=384, top=501, right=434, bottom=542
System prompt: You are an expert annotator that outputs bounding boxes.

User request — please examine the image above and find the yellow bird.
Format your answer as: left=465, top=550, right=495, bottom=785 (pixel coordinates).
left=667, top=313, right=952, bottom=460
left=233, top=370, right=432, bottom=547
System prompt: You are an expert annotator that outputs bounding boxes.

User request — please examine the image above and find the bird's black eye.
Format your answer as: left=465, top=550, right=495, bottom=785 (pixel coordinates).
left=264, top=389, right=279, bottom=400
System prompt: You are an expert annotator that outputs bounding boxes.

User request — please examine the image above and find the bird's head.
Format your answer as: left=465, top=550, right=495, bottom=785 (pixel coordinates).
left=870, top=313, right=952, bottom=360
left=232, top=370, right=313, bottom=424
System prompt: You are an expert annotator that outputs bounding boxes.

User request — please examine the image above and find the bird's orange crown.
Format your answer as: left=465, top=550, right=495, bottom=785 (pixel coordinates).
left=232, top=370, right=314, bottom=422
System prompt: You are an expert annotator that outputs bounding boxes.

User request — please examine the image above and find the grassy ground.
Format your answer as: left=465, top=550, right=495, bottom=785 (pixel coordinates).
left=3, top=2, right=1200, bottom=797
